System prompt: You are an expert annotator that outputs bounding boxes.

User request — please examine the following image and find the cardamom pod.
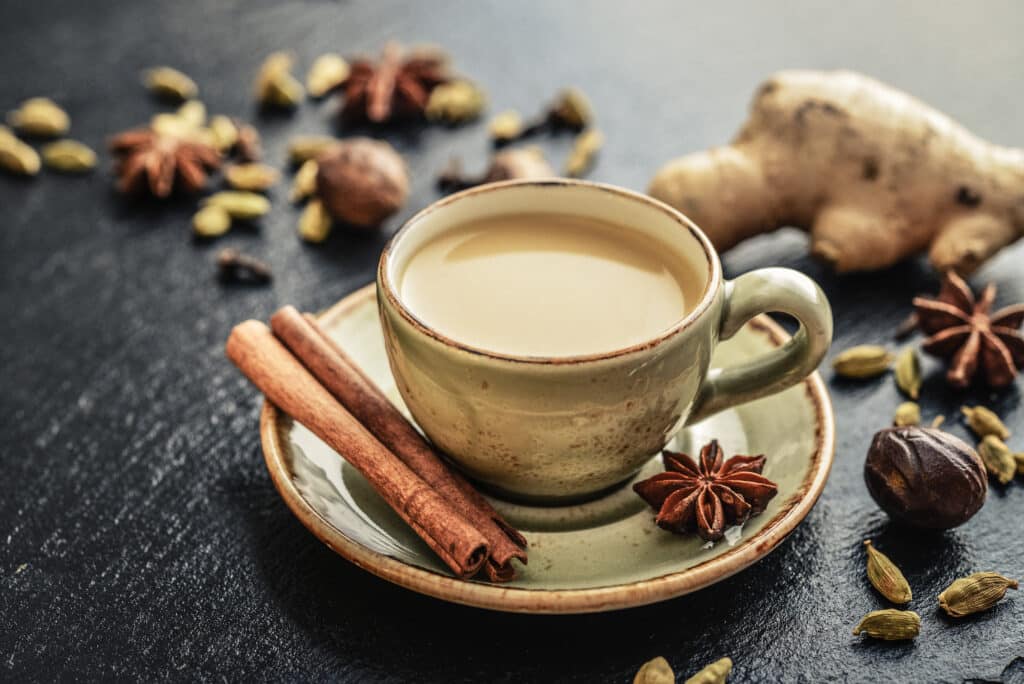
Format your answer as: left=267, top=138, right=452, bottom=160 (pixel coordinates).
left=192, top=205, right=232, bottom=238
left=832, top=345, right=894, bottom=379
left=1015, top=452, right=1024, bottom=476
left=225, top=163, right=280, bottom=192
left=931, top=414, right=946, bottom=429
left=298, top=199, right=332, bottom=243
left=489, top=110, right=524, bottom=142
left=894, top=346, right=922, bottom=399
left=8, top=97, right=70, bottom=138
left=863, top=540, right=912, bottom=604
left=0, top=127, right=41, bottom=176
left=290, top=160, right=319, bottom=203
left=938, top=572, right=1018, bottom=617
left=684, top=657, right=732, bottom=684
left=306, top=53, right=350, bottom=98
left=565, top=128, right=604, bottom=178
left=961, top=405, right=1010, bottom=440
left=633, top=656, right=674, bottom=684
left=852, top=609, right=920, bottom=640
left=256, top=51, right=304, bottom=108
left=288, top=135, right=338, bottom=164
left=208, top=115, right=239, bottom=152
left=893, top=402, right=921, bottom=427
left=978, top=434, right=1016, bottom=484
left=144, top=66, right=198, bottom=101
left=202, top=191, right=271, bottom=220
left=177, top=100, right=207, bottom=128
left=426, top=80, right=487, bottom=123
left=550, top=87, right=593, bottom=130
left=42, top=139, right=96, bottom=173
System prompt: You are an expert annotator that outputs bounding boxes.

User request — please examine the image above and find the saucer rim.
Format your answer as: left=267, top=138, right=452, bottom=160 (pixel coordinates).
left=259, top=284, right=836, bottom=614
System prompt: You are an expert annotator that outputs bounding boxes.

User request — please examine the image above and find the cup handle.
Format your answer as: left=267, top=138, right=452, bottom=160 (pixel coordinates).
left=687, top=267, right=833, bottom=425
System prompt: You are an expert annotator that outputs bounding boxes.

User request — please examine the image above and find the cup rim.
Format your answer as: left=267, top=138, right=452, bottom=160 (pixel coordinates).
left=377, top=178, right=722, bottom=365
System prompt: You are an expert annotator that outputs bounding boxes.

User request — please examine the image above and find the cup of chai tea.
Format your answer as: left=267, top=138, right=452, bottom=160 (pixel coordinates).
left=377, top=179, right=832, bottom=503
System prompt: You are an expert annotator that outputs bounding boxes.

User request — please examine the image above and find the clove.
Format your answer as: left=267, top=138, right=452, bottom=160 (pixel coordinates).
left=217, top=248, right=272, bottom=285
left=489, top=88, right=592, bottom=147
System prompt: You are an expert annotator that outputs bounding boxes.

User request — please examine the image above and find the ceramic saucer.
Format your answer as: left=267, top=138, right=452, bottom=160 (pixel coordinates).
left=259, top=284, right=835, bottom=614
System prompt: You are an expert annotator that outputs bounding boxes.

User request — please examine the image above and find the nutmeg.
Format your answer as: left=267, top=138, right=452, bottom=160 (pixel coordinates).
left=315, top=137, right=408, bottom=228
left=864, top=426, right=987, bottom=529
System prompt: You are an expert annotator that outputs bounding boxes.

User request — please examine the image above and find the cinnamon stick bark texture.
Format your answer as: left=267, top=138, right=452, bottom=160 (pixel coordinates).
left=270, top=306, right=528, bottom=581
left=225, top=320, right=488, bottom=578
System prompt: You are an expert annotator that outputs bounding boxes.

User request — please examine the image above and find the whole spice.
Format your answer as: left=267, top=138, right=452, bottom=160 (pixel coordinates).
left=864, top=427, right=987, bottom=529
left=633, top=440, right=778, bottom=542
left=565, top=128, right=604, bottom=177
left=217, top=248, right=272, bottom=285
left=255, top=51, right=304, bottom=108
left=961, top=405, right=1010, bottom=440
left=684, top=658, right=733, bottom=684
left=208, top=115, right=238, bottom=153
left=202, top=191, right=271, bottom=220
left=832, top=345, right=894, bottom=379
left=1015, top=452, right=1024, bottom=476
left=633, top=657, right=674, bottom=684
left=192, top=204, right=232, bottom=238
left=298, top=199, right=332, bottom=243
left=288, top=135, right=337, bottom=164
left=913, top=271, right=1024, bottom=388
left=177, top=100, right=206, bottom=128
left=977, top=434, right=1016, bottom=484
left=425, top=80, right=486, bottom=124
left=488, top=110, right=524, bottom=143
left=340, top=42, right=450, bottom=123
left=489, top=88, right=594, bottom=146
left=938, top=572, right=1018, bottom=617
left=234, top=121, right=262, bottom=162
left=42, top=140, right=97, bottom=173
left=932, top=414, right=947, bottom=429
left=315, top=137, right=408, bottom=227
left=863, top=540, right=912, bottom=604
left=893, top=401, right=921, bottom=427
left=290, top=159, right=318, bottom=203
left=894, top=346, right=922, bottom=399
left=306, top=53, right=351, bottom=98
left=143, top=66, right=198, bottom=101
left=225, top=163, right=280, bottom=192
left=0, top=128, right=40, bottom=176
left=548, top=87, right=593, bottom=130
left=8, top=97, right=69, bottom=138
left=852, top=609, right=920, bottom=641
left=437, top=147, right=555, bottom=193
left=109, top=127, right=221, bottom=197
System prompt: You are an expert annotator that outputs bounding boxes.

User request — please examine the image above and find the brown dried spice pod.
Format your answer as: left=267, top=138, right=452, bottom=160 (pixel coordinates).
left=315, top=137, right=408, bottom=228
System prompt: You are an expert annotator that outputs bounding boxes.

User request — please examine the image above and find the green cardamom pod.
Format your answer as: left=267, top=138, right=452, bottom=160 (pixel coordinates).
left=225, top=163, right=280, bottom=193
left=0, top=128, right=41, bottom=176
left=832, top=345, right=894, bottom=379
left=633, top=656, right=674, bottom=684
left=8, top=97, right=70, bottom=138
left=192, top=205, right=232, bottom=238
left=978, top=435, right=1016, bottom=485
left=893, top=402, right=921, bottom=427
left=852, top=609, right=920, bottom=640
left=298, top=199, right=333, bottom=243
left=287, top=135, right=338, bottom=164
left=961, top=405, right=1010, bottom=440
left=893, top=346, right=922, bottom=399
left=938, top=572, right=1018, bottom=617
left=202, top=191, right=271, bottom=220
left=144, top=66, right=198, bottom=101
left=684, top=657, right=732, bottom=684
left=42, top=139, right=96, bottom=173
left=864, top=540, right=912, bottom=604
left=1014, top=452, right=1024, bottom=476
left=306, top=53, right=351, bottom=99
left=290, top=160, right=319, bottom=203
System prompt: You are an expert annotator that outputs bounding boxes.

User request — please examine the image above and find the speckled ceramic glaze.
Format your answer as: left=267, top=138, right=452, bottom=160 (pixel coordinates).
left=259, top=285, right=835, bottom=613
left=377, top=180, right=833, bottom=501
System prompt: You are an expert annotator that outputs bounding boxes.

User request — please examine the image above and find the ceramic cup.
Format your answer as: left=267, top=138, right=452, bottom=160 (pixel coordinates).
left=377, top=179, right=833, bottom=503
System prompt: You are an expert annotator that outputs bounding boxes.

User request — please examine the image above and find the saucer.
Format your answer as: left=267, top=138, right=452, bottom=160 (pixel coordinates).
left=259, top=284, right=835, bottom=613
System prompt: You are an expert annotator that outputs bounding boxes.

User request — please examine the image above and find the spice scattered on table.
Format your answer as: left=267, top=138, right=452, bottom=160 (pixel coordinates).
left=0, top=124, right=40, bottom=176
left=961, top=405, right=1010, bottom=440
left=216, top=248, right=272, bottom=285
left=314, top=137, right=408, bottom=227
left=298, top=199, right=332, bottom=243
left=41, top=140, right=96, bottom=173
left=305, top=53, right=350, bottom=98
left=564, top=127, right=603, bottom=177
left=436, top=146, right=555, bottom=193
left=255, top=51, right=304, bottom=108
left=633, top=657, right=674, bottom=684
left=977, top=435, right=1016, bottom=484
left=893, top=346, right=922, bottom=399
left=224, top=163, right=280, bottom=192
left=683, top=657, right=733, bottom=684
left=109, top=126, right=221, bottom=197
left=938, top=572, right=1018, bottom=617
left=633, top=440, right=778, bottom=542
left=143, top=66, right=198, bottom=101
left=913, top=271, right=1024, bottom=388
left=863, top=540, right=912, bottom=604
left=425, top=80, right=487, bottom=124
left=893, top=401, right=921, bottom=427
left=832, top=344, right=893, bottom=379
left=852, top=609, right=920, bottom=641
left=202, top=191, right=271, bottom=220
left=339, top=41, right=450, bottom=124
left=8, top=97, right=69, bottom=138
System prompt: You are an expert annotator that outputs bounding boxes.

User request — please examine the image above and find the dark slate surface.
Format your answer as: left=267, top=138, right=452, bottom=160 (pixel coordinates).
left=1, top=1, right=1023, bottom=682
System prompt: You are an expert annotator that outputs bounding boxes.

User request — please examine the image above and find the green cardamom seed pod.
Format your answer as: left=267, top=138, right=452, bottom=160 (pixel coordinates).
left=894, top=346, right=922, bottom=399
left=938, top=572, right=1018, bottom=617
left=144, top=66, right=198, bottom=101
left=565, top=128, right=604, bottom=178
left=893, top=402, right=921, bottom=427
left=852, top=609, right=920, bottom=640
left=42, top=139, right=96, bottom=173
left=225, top=163, right=280, bottom=193
left=306, top=53, right=351, bottom=99
left=0, top=128, right=41, bottom=176
left=489, top=110, right=524, bottom=142
left=8, top=97, right=70, bottom=138
left=684, top=657, right=732, bottom=684
left=832, top=345, right=894, bottom=379
left=202, top=191, right=271, bottom=220
left=287, top=135, right=338, bottom=164
left=961, top=405, right=1010, bottom=440
left=426, top=80, right=487, bottom=124
left=864, top=540, right=912, bottom=604
left=633, top=656, right=674, bottom=684
left=192, top=205, right=232, bottom=238
left=978, top=435, right=1016, bottom=485
left=298, top=199, right=332, bottom=243
left=290, top=160, right=319, bottom=203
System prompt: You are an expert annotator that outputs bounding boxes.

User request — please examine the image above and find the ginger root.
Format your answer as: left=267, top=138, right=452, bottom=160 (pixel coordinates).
left=648, top=70, right=1024, bottom=273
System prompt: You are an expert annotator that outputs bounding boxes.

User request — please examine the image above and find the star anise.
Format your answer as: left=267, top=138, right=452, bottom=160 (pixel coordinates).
left=340, top=42, right=450, bottom=124
left=913, top=271, right=1024, bottom=388
left=109, top=128, right=221, bottom=198
left=633, top=440, right=778, bottom=542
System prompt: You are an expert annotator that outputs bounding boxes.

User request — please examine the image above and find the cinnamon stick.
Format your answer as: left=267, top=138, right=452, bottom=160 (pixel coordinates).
left=270, top=306, right=528, bottom=581
left=226, top=320, right=488, bottom=578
